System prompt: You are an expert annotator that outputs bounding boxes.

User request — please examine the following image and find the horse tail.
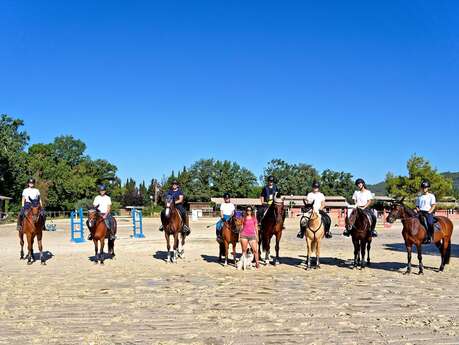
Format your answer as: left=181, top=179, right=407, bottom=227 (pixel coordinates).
left=445, top=241, right=452, bottom=265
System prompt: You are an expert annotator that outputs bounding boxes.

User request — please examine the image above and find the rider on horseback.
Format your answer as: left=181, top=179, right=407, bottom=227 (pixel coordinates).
left=87, top=184, right=116, bottom=240
left=258, top=175, right=279, bottom=225
left=343, top=178, right=377, bottom=237
left=416, top=180, right=436, bottom=244
left=297, top=181, right=332, bottom=239
left=16, top=178, right=45, bottom=231
left=159, top=179, right=191, bottom=235
left=216, top=192, right=235, bottom=244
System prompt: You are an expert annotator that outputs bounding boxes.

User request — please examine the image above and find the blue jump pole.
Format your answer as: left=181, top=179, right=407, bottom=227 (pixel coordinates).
left=70, top=207, right=85, bottom=243
left=130, top=208, right=145, bottom=238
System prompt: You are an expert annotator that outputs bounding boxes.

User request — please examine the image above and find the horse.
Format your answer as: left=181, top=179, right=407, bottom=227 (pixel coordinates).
left=345, top=207, right=373, bottom=269
left=386, top=199, right=453, bottom=274
left=19, top=197, right=46, bottom=265
left=87, top=207, right=116, bottom=264
left=301, top=201, right=325, bottom=269
left=161, top=195, right=186, bottom=263
left=218, top=213, right=244, bottom=266
left=259, top=192, right=285, bottom=265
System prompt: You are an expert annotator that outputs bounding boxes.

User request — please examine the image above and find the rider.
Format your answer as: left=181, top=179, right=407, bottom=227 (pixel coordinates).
left=258, top=175, right=279, bottom=225
left=159, top=179, right=191, bottom=235
left=16, top=177, right=44, bottom=231
left=87, top=184, right=116, bottom=240
left=297, top=181, right=332, bottom=239
left=343, top=178, right=377, bottom=237
left=215, top=192, right=235, bottom=243
left=415, top=180, right=436, bottom=244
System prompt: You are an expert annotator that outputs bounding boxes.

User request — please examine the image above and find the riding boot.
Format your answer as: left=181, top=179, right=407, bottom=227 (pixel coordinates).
left=423, top=226, right=432, bottom=244
left=343, top=228, right=351, bottom=237
left=216, top=229, right=223, bottom=244
left=159, top=225, right=164, bottom=232
left=325, top=230, right=332, bottom=239
left=296, top=228, right=305, bottom=239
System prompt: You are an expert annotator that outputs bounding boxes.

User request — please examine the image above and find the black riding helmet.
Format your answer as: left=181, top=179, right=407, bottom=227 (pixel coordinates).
left=312, top=181, right=320, bottom=189
left=268, top=175, right=275, bottom=183
left=171, top=179, right=179, bottom=186
left=355, top=178, right=366, bottom=186
left=27, top=177, right=36, bottom=184
left=421, top=180, right=430, bottom=188
left=98, top=184, right=107, bottom=191
left=223, top=192, right=230, bottom=199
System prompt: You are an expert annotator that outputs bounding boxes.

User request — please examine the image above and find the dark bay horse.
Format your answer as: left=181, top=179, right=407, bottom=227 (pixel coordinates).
left=259, top=193, right=285, bottom=265
left=19, top=197, right=46, bottom=265
left=345, top=207, right=373, bottom=269
left=387, top=199, right=453, bottom=274
left=219, top=214, right=244, bottom=266
left=87, top=207, right=116, bottom=264
left=161, top=195, right=186, bottom=263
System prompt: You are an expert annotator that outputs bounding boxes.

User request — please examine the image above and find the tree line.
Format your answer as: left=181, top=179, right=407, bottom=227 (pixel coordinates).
left=1, top=114, right=457, bottom=212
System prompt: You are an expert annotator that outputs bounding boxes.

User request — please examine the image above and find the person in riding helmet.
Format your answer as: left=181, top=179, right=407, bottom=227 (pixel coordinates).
left=258, top=175, right=279, bottom=224
left=416, top=180, right=436, bottom=244
left=17, top=178, right=44, bottom=231
left=87, top=184, right=116, bottom=240
left=159, top=179, right=191, bottom=235
left=215, top=192, right=236, bottom=243
left=297, top=181, right=332, bottom=239
left=343, top=178, right=377, bottom=237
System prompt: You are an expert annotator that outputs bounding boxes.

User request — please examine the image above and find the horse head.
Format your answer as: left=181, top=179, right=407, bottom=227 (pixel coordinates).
left=87, top=205, right=100, bottom=228
left=345, top=207, right=361, bottom=231
left=273, top=192, right=284, bottom=224
left=164, top=194, right=175, bottom=218
left=28, top=196, right=41, bottom=223
left=386, top=197, right=406, bottom=223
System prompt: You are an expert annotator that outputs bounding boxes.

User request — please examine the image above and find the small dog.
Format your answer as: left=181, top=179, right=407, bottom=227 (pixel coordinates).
left=237, top=249, right=255, bottom=270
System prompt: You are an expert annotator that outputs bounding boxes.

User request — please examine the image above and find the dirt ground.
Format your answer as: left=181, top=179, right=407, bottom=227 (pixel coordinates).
left=0, top=217, right=458, bottom=345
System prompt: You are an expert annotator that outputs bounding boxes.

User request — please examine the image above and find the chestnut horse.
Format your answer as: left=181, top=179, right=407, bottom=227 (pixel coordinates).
left=218, top=213, right=244, bottom=266
left=87, top=208, right=116, bottom=264
left=259, top=193, right=285, bottom=265
left=301, top=201, right=325, bottom=269
left=345, top=207, right=373, bottom=269
left=161, top=195, right=186, bottom=263
left=19, top=197, right=46, bottom=265
left=387, top=199, right=453, bottom=274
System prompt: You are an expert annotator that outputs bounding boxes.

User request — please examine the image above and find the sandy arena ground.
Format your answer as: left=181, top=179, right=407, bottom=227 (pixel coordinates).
left=0, top=217, right=458, bottom=345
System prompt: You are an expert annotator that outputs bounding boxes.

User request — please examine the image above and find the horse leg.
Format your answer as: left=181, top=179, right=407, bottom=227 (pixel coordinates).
left=26, top=232, right=34, bottom=265
left=108, top=239, right=115, bottom=257
left=416, top=244, right=424, bottom=275
left=360, top=240, right=366, bottom=269
left=223, top=240, right=228, bottom=266
left=99, top=239, right=105, bottom=264
left=352, top=238, right=359, bottom=269
left=274, top=232, right=281, bottom=265
left=367, top=239, right=372, bottom=265
left=37, top=235, right=45, bottom=265
left=165, top=233, right=171, bottom=263
left=315, top=238, right=321, bottom=269
left=437, top=240, right=446, bottom=272
left=305, top=237, right=311, bottom=270
left=93, top=239, right=99, bottom=264
left=232, top=240, right=237, bottom=266
left=19, top=231, right=25, bottom=260
left=179, top=232, right=185, bottom=257
left=173, top=233, right=179, bottom=263
left=404, top=245, right=412, bottom=275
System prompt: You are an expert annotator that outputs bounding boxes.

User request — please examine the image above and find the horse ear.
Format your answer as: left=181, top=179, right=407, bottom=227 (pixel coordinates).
left=303, top=199, right=307, bottom=206
left=28, top=196, right=33, bottom=202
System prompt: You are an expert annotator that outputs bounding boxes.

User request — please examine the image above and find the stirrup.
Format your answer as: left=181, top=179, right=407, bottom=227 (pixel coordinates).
left=159, top=225, right=164, bottom=232
left=343, top=229, right=351, bottom=237
left=296, top=230, right=304, bottom=239
left=325, top=232, right=332, bottom=239
left=371, top=230, right=378, bottom=238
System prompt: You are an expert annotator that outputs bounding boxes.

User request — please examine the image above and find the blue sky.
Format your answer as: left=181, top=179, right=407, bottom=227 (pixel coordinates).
left=1, top=1, right=458, bottom=185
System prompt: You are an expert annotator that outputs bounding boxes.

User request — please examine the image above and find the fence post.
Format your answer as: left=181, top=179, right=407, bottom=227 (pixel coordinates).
left=70, top=208, right=85, bottom=243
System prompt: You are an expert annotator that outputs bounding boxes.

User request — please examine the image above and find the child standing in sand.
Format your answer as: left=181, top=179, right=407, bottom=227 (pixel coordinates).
left=240, top=206, right=259, bottom=269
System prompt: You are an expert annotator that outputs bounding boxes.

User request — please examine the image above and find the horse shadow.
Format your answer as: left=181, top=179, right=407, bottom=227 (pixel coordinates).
left=294, top=255, right=407, bottom=272
left=29, top=251, right=54, bottom=263
left=153, top=251, right=169, bottom=262
left=384, top=242, right=459, bottom=258
left=87, top=252, right=114, bottom=262
left=201, top=254, right=224, bottom=264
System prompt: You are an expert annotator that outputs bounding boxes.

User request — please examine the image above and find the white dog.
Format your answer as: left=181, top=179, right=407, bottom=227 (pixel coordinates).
left=237, top=249, right=255, bottom=270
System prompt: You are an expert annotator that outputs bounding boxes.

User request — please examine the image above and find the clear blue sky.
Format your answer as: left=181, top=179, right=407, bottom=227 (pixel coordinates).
left=1, top=1, right=458, bottom=185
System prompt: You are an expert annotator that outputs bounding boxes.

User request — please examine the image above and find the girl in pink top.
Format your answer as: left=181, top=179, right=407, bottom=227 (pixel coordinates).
left=240, top=206, right=259, bottom=268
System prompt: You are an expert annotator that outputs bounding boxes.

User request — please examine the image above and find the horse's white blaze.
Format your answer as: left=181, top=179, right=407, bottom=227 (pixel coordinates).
left=165, top=208, right=170, bottom=217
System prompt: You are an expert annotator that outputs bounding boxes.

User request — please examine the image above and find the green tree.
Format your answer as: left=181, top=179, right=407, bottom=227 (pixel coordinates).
left=0, top=115, right=30, bottom=202
left=320, top=169, right=355, bottom=201
left=386, top=155, right=453, bottom=204
left=262, top=159, right=319, bottom=195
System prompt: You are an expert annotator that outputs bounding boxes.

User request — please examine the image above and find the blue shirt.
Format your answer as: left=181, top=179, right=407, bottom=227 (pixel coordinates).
left=167, top=188, right=184, bottom=202
left=260, top=185, right=278, bottom=203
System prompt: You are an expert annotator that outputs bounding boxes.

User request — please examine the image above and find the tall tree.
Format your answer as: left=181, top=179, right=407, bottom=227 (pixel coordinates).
left=320, top=169, right=355, bottom=201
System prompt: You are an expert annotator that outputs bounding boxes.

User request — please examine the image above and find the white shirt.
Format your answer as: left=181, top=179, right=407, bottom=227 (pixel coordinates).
left=22, top=187, right=40, bottom=202
left=352, top=189, right=373, bottom=207
left=416, top=193, right=436, bottom=212
left=306, top=192, right=325, bottom=212
left=94, top=195, right=112, bottom=214
left=220, top=202, right=235, bottom=216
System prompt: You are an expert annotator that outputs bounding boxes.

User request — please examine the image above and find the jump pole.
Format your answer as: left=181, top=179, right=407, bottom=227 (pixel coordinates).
left=70, top=207, right=85, bottom=243
left=130, top=208, right=145, bottom=238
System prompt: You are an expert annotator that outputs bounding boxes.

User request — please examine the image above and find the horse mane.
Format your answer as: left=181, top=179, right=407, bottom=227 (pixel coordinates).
left=402, top=204, right=417, bottom=217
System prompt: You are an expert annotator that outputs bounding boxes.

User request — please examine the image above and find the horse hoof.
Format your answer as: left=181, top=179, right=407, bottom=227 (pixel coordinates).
left=27, top=261, right=33, bottom=265
left=316, top=265, right=321, bottom=269
left=418, top=271, right=424, bottom=275
left=403, top=270, right=411, bottom=275
left=439, top=266, right=445, bottom=272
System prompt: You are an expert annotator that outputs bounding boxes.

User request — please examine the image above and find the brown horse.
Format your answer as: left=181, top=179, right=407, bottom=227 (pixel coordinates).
left=259, top=193, right=285, bottom=265
left=219, top=214, right=244, bottom=266
left=87, top=208, right=116, bottom=264
left=19, top=197, right=46, bottom=265
left=301, top=201, right=325, bottom=269
left=387, top=199, right=453, bottom=274
left=345, top=207, right=373, bottom=269
left=161, top=195, right=186, bottom=263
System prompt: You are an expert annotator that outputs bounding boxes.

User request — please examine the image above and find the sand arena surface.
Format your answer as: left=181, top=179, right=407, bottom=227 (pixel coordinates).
left=0, top=217, right=458, bottom=345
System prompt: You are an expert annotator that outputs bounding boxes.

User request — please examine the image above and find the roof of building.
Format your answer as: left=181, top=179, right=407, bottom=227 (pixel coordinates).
left=211, top=198, right=262, bottom=206
left=0, top=196, right=12, bottom=200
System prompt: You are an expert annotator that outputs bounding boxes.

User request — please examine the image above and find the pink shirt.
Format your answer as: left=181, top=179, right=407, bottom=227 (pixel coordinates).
left=241, top=217, right=257, bottom=237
